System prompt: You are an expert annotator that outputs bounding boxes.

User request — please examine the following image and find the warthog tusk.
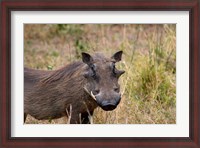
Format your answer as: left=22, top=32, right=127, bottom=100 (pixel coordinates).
left=90, top=91, right=97, bottom=101
left=83, top=87, right=97, bottom=101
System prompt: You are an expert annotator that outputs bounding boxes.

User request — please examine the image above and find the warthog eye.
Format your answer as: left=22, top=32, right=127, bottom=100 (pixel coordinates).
left=84, top=64, right=97, bottom=78
left=90, top=64, right=96, bottom=77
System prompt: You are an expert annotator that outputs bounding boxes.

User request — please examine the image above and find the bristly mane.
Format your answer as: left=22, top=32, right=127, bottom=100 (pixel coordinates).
left=39, top=53, right=108, bottom=85
left=40, top=61, right=84, bottom=84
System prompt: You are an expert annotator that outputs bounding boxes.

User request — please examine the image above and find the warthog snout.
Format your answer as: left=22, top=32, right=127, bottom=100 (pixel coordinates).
left=91, top=91, right=121, bottom=111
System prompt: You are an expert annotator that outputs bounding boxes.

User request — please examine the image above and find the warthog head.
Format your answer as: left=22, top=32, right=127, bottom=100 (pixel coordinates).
left=82, top=51, right=125, bottom=111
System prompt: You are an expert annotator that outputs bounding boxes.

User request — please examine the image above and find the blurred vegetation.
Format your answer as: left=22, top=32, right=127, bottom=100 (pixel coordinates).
left=24, top=24, right=176, bottom=124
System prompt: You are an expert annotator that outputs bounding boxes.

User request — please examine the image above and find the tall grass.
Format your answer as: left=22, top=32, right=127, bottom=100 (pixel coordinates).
left=24, top=24, right=176, bottom=124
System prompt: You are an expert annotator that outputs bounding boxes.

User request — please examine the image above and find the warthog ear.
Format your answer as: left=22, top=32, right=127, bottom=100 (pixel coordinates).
left=82, top=52, right=94, bottom=66
left=111, top=51, right=123, bottom=62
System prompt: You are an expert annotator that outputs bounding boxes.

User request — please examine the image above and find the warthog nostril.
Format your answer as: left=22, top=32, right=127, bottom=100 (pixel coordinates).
left=101, top=104, right=117, bottom=111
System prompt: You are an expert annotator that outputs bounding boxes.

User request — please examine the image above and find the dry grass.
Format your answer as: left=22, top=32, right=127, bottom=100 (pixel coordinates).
left=24, top=24, right=176, bottom=124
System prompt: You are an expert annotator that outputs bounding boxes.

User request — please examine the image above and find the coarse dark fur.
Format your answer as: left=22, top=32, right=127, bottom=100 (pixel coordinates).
left=24, top=51, right=124, bottom=124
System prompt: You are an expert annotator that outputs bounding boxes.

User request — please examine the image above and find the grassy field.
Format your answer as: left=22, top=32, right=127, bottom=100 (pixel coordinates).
left=24, top=24, right=176, bottom=124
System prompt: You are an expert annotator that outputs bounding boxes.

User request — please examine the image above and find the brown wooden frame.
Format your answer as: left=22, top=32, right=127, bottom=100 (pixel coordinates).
left=0, top=0, right=199, bottom=147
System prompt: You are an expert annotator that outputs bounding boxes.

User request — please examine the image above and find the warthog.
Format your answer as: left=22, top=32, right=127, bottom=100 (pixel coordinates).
left=24, top=51, right=125, bottom=124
